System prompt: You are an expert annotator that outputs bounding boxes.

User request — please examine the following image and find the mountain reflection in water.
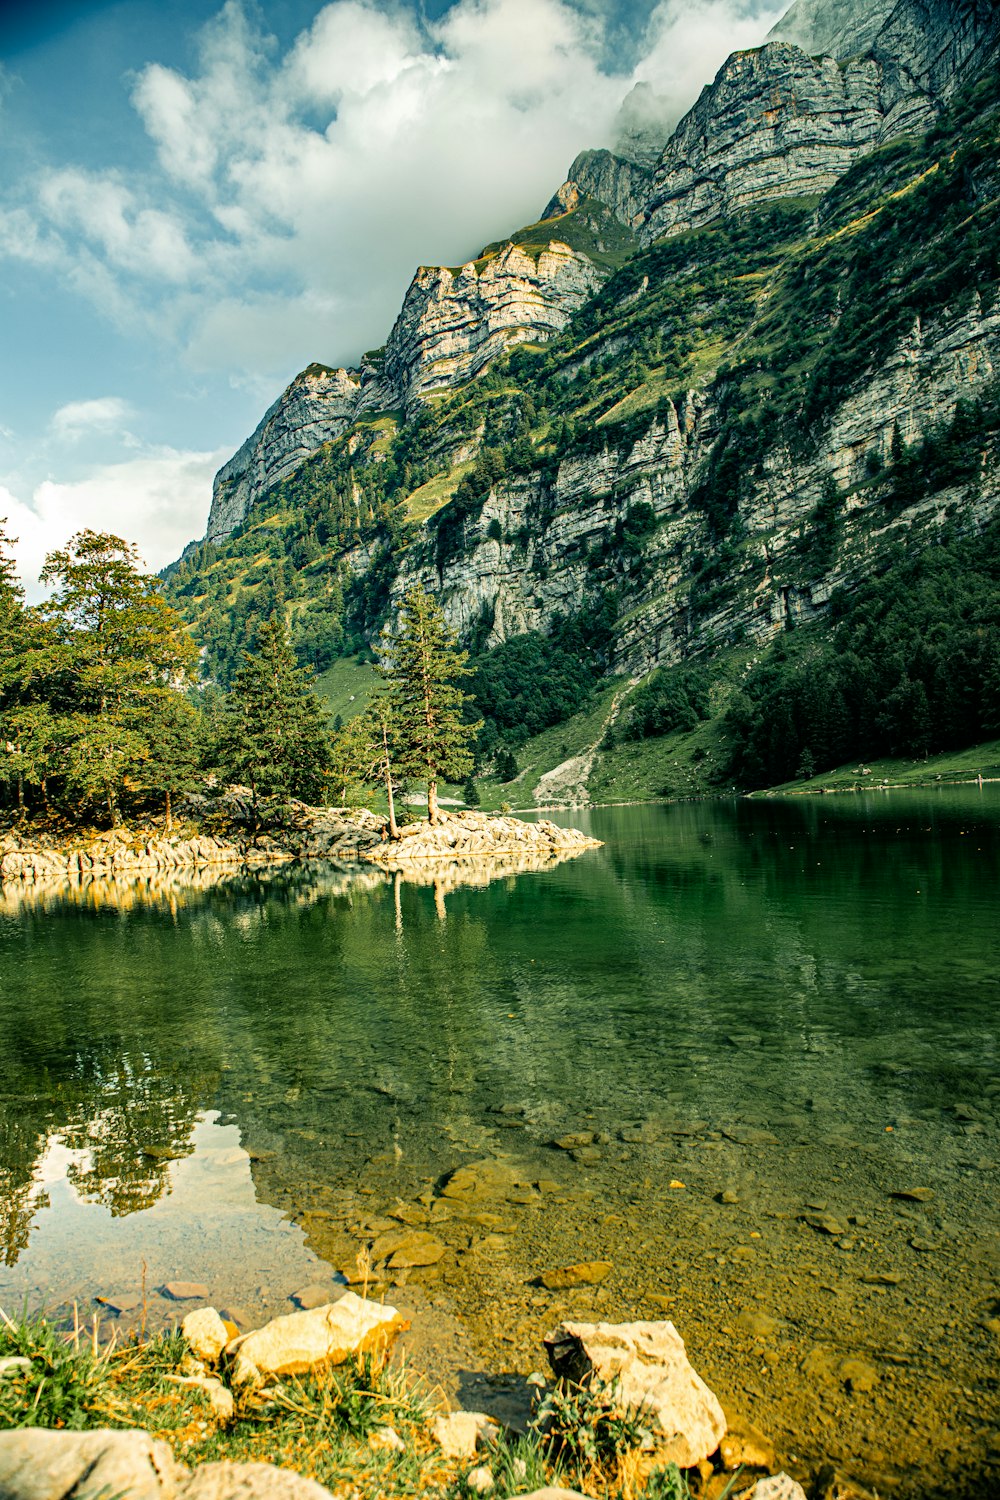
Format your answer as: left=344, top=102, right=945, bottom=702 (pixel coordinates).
left=0, top=794, right=997, bottom=1498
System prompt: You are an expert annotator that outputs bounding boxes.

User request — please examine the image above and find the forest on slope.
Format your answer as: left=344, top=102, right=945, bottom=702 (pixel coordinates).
left=157, top=24, right=1000, bottom=800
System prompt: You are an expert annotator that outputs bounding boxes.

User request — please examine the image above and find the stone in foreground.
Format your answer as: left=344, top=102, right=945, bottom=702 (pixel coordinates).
left=543, top=1318, right=726, bottom=1467
left=0, top=1429, right=184, bottom=1500
left=181, top=1308, right=230, bottom=1363
left=511, top=1491, right=590, bottom=1500
left=535, top=1261, right=611, bottom=1291
left=0, top=1428, right=336, bottom=1499
left=748, top=1475, right=807, bottom=1500
left=163, top=1281, right=210, bottom=1301
left=431, top=1411, right=500, bottom=1458
left=181, top=1461, right=334, bottom=1498
left=232, top=1292, right=408, bottom=1384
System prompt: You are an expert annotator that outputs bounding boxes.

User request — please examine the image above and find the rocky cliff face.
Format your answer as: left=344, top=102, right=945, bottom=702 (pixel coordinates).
left=209, top=0, right=997, bottom=545
left=381, top=242, right=603, bottom=412
left=640, top=0, right=998, bottom=245
left=544, top=151, right=652, bottom=230
left=768, top=0, right=899, bottom=58
left=208, top=238, right=605, bottom=539
left=549, top=0, right=998, bottom=248
left=389, top=295, right=1000, bottom=675
left=641, top=46, right=897, bottom=243
left=208, top=365, right=362, bottom=543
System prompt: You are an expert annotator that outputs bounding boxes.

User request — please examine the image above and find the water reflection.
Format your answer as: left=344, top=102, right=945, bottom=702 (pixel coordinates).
left=0, top=793, right=997, bottom=1497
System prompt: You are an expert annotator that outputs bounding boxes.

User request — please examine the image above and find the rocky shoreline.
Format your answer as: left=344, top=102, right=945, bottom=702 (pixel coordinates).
left=0, top=804, right=601, bottom=887
left=0, top=1295, right=824, bottom=1500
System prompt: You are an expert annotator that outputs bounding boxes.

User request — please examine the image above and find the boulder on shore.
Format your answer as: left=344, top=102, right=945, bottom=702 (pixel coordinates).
left=231, top=1292, right=408, bottom=1385
left=0, top=1429, right=336, bottom=1499
left=543, top=1318, right=726, bottom=1468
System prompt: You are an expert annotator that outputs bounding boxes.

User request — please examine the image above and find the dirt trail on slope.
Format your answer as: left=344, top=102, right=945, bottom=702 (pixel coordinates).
left=532, top=686, right=627, bottom=806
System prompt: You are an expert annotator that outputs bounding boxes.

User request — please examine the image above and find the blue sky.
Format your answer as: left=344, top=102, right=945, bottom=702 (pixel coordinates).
left=0, top=0, right=781, bottom=593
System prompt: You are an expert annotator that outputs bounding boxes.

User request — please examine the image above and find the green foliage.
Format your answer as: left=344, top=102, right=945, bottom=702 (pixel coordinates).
left=0, top=527, right=200, bottom=825
left=472, top=594, right=617, bottom=754
left=0, top=1312, right=118, bottom=1430
left=216, top=616, right=333, bottom=811
left=380, top=586, right=481, bottom=821
left=535, top=1375, right=651, bottom=1482
left=797, top=474, right=844, bottom=571
left=261, top=1350, right=422, bottom=1441
left=613, top=665, right=711, bottom=743
left=727, top=519, right=1000, bottom=787
left=645, top=1465, right=693, bottom=1500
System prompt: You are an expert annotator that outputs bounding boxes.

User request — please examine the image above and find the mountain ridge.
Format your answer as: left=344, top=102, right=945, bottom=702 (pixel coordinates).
left=166, top=0, right=1000, bottom=790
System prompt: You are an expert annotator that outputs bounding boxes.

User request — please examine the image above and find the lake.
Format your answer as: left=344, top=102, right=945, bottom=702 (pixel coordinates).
left=0, top=792, right=997, bottom=1497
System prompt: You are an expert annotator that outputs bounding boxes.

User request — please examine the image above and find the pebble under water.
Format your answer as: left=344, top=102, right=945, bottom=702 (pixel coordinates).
left=0, top=791, right=997, bottom=1498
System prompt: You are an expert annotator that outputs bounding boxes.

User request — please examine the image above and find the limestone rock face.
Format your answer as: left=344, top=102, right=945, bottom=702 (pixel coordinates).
left=207, top=240, right=603, bottom=540
left=544, top=1319, right=727, bottom=1468
left=382, top=243, right=602, bottom=412
left=767, top=0, right=899, bottom=59
left=388, top=292, right=1000, bottom=681
left=642, top=44, right=902, bottom=244
left=231, top=1293, right=408, bottom=1384
left=544, top=151, right=652, bottom=229
left=639, top=0, right=999, bottom=244
left=207, top=365, right=362, bottom=542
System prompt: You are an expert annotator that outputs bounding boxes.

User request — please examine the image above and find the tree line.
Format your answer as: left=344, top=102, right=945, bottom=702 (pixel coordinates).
left=0, top=523, right=478, bottom=831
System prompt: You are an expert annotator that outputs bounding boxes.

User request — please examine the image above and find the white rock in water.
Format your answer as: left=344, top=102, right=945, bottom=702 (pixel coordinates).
left=232, top=1292, right=408, bottom=1382
left=543, top=1318, right=726, bottom=1467
left=182, top=1308, right=230, bottom=1364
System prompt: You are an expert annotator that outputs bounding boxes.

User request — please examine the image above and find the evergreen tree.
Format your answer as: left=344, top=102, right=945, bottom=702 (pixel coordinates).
left=380, top=586, right=481, bottom=824
left=38, top=531, right=198, bottom=824
left=359, top=696, right=402, bottom=838
left=217, top=615, right=333, bottom=815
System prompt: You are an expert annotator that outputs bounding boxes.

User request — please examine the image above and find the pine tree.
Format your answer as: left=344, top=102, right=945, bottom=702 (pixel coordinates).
left=380, top=586, right=481, bottom=824
left=217, top=615, right=333, bottom=816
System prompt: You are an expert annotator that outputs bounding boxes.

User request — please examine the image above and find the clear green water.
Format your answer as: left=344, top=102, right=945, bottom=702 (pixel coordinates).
left=0, top=793, right=998, bottom=1493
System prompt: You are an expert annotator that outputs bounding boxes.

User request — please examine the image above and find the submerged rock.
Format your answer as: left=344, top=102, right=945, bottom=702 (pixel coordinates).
left=543, top=1318, right=726, bottom=1467
left=535, top=1261, right=612, bottom=1291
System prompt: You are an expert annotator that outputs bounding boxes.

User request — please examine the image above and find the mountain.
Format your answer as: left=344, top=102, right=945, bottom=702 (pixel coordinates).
left=165, top=0, right=1000, bottom=793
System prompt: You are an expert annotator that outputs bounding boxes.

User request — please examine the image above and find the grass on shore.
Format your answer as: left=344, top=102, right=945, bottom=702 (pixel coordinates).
left=0, top=1309, right=697, bottom=1500
left=751, top=736, right=1000, bottom=797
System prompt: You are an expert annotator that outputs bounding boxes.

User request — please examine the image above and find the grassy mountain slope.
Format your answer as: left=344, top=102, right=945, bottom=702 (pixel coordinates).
left=164, top=61, right=1000, bottom=799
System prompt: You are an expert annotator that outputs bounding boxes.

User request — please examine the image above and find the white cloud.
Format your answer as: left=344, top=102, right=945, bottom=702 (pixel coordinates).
left=633, top=0, right=786, bottom=127
left=0, top=447, right=227, bottom=599
left=0, top=0, right=782, bottom=571
left=39, top=168, right=197, bottom=283
left=3, top=0, right=644, bottom=377
left=50, top=397, right=134, bottom=442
